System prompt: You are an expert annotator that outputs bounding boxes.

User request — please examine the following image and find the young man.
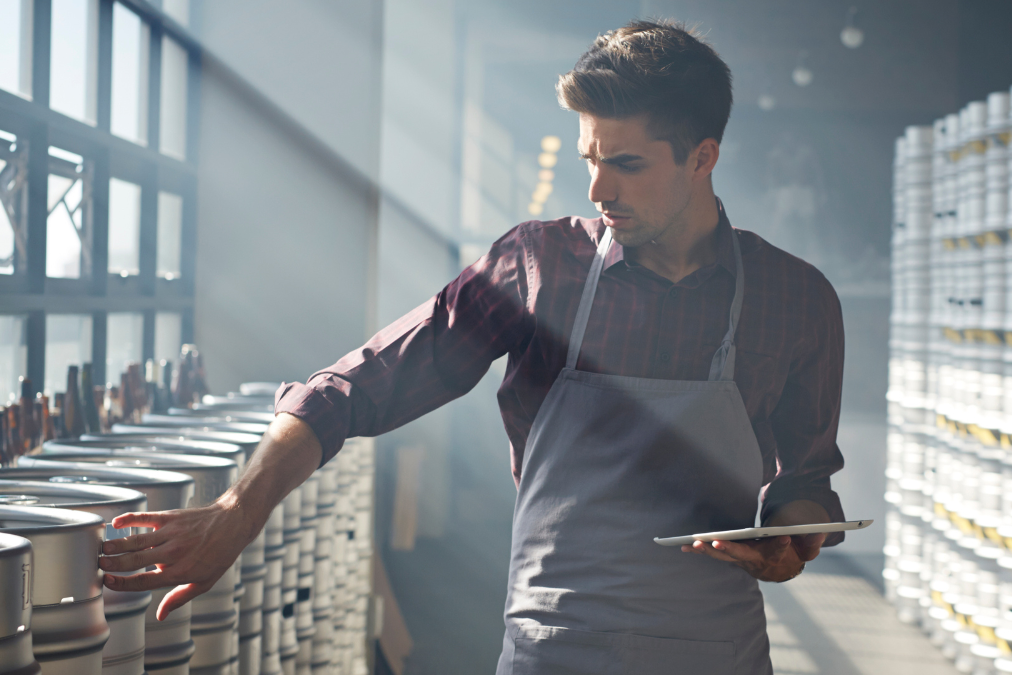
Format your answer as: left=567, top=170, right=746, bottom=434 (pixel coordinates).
left=102, top=19, right=845, bottom=674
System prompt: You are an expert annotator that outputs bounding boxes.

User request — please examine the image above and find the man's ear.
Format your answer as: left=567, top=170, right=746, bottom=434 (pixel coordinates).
left=692, top=138, right=720, bottom=181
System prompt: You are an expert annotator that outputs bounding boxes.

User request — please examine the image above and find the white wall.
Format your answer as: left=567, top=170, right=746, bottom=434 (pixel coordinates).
left=193, top=60, right=377, bottom=391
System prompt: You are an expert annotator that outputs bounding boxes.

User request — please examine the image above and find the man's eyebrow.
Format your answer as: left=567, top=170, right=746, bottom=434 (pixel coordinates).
left=577, top=150, right=645, bottom=164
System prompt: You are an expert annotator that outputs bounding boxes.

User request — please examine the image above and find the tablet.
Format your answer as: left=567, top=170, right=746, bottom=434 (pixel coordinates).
left=653, top=520, right=873, bottom=547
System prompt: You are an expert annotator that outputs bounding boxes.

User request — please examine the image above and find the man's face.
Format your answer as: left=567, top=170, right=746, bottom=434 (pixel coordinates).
left=578, top=113, right=698, bottom=248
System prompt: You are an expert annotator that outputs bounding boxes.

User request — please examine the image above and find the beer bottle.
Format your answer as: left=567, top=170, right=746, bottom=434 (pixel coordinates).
left=65, top=366, right=86, bottom=439
left=81, top=364, right=102, bottom=433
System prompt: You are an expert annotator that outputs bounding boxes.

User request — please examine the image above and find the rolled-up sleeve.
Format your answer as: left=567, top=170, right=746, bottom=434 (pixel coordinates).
left=275, top=225, right=531, bottom=466
left=760, top=270, right=847, bottom=546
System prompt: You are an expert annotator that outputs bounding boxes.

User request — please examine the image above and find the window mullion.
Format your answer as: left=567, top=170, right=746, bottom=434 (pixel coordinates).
left=96, top=0, right=114, bottom=133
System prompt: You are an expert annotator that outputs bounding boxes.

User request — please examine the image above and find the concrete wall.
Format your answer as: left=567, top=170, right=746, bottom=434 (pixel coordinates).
left=192, top=59, right=377, bottom=391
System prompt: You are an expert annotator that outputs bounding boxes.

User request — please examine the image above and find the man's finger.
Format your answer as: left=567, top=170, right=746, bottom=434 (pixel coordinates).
left=103, top=529, right=168, bottom=555
left=158, top=583, right=210, bottom=621
left=690, top=540, right=739, bottom=563
left=111, top=511, right=172, bottom=530
left=99, top=548, right=166, bottom=573
left=104, top=569, right=171, bottom=593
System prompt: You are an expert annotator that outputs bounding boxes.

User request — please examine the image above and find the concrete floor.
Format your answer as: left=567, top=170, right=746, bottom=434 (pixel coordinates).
left=764, top=552, right=958, bottom=675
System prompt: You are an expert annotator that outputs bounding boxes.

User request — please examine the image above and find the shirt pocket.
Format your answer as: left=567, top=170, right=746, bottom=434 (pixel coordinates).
left=511, top=624, right=735, bottom=675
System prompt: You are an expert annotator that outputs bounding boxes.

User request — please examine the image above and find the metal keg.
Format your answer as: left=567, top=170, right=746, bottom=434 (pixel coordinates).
left=27, top=450, right=240, bottom=675
left=138, top=414, right=269, bottom=436
left=0, top=506, right=108, bottom=675
left=12, top=460, right=198, bottom=675
left=238, top=383, right=281, bottom=398
left=165, top=409, right=276, bottom=425
left=0, top=532, right=41, bottom=675
left=106, top=429, right=262, bottom=468
left=45, top=438, right=247, bottom=474
left=197, top=394, right=274, bottom=413
left=0, top=479, right=148, bottom=675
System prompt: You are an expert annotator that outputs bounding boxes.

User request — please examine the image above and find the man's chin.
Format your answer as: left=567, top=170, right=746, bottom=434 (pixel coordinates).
left=608, top=225, right=655, bottom=248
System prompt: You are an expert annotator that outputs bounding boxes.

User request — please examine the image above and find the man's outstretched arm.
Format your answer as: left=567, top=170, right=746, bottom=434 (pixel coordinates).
left=99, top=413, right=322, bottom=620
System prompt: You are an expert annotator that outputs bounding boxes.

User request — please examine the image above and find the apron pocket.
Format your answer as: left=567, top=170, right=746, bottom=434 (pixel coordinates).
left=512, top=624, right=735, bottom=675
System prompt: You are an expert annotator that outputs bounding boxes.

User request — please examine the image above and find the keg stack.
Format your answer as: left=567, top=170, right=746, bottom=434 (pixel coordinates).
left=0, top=381, right=379, bottom=675
left=885, top=87, right=1012, bottom=675
left=0, top=532, right=40, bottom=675
left=329, top=438, right=375, bottom=675
left=0, top=505, right=109, bottom=675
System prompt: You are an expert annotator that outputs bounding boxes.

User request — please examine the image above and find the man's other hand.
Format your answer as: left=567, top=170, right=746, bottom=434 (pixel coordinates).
left=679, top=499, right=829, bottom=582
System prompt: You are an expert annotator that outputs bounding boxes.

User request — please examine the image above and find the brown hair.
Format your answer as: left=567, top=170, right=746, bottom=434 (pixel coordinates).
left=557, top=19, right=733, bottom=164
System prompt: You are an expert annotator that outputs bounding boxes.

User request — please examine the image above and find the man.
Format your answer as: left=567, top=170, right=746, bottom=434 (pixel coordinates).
left=101, top=19, right=845, bottom=674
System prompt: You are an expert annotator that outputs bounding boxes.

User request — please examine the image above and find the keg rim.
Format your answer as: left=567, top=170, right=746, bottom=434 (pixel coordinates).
left=0, top=504, right=105, bottom=532
left=9, top=462, right=195, bottom=488
left=0, top=480, right=146, bottom=511
left=0, top=531, right=32, bottom=554
left=49, top=436, right=243, bottom=457
left=107, top=426, right=262, bottom=450
left=28, top=449, right=236, bottom=472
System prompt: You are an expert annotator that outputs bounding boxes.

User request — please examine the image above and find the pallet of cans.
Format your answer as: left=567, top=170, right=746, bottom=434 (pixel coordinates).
left=887, top=87, right=1012, bottom=674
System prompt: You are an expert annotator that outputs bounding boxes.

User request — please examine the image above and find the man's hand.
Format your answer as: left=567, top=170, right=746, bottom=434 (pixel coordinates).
left=680, top=500, right=829, bottom=582
left=98, top=413, right=323, bottom=620
left=100, top=498, right=256, bottom=620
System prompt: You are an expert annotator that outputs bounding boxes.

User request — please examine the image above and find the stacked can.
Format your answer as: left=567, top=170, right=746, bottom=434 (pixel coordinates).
left=886, top=86, right=1012, bottom=675
left=295, top=473, right=320, bottom=674
left=310, top=461, right=339, bottom=673
left=260, top=505, right=285, bottom=675
left=279, top=487, right=303, bottom=674
left=330, top=439, right=375, bottom=675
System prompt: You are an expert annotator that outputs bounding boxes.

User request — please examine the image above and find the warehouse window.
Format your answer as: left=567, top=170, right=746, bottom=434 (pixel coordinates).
left=0, top=1, right=198, bottom=396
left=108, top=178, right=141, bottom=277
left=50, top=0, right=100, bottom=125
left=107, top=312, right=143, bottom=379
left=157, top=191, right=182, bottom=279
left=44, top=314, right=92, bottom=396
left=0, top=128, right=27, bottom=275
left=0, top=0, right=33, bottom=99
left=111, top=3, right=149, bottom=145
left=0, top=315, right=26, bottom=402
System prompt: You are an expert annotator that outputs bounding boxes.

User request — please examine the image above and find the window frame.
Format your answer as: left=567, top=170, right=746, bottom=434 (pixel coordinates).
left=0, top=0, right=198, bottom=390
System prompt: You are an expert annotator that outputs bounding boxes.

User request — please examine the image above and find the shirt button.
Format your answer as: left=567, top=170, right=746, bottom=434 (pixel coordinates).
left=660, top=353, right=671, bottom=362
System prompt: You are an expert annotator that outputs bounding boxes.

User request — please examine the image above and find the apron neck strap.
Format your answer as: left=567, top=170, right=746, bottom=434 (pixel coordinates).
left=565, top=225, right=746, bottom=380
left=566, top=227, right=613, bottom=369
left=706, top=228, right=745, bottom=382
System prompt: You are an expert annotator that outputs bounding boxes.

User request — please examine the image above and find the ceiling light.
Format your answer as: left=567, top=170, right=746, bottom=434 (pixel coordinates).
left=538, top=169, right=555, bottom=182
left=541, top=136, right=562, bottom=153
left=840, top=7, right=864, bottom=49
left=792, top=51, right=813, bottom=87
left=758, top=94, right=776, bottom=111
left=538, top=153, right=558, bottom=168
left=528, top=203, right=544, bottom=216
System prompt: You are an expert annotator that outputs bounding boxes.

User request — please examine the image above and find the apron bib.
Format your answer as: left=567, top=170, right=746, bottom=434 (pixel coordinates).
left=496, top=226, right=772, bottom=675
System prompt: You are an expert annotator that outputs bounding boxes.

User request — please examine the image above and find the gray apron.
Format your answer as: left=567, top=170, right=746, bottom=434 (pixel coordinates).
left=495, top=226, right=772, bottom=675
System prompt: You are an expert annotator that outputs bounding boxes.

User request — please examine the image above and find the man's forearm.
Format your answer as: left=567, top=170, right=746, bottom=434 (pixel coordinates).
left=224, top=412, right=324, bottom=535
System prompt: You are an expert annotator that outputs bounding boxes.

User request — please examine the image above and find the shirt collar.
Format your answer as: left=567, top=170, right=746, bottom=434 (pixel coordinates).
left=603, top=196, right=737, bottom=279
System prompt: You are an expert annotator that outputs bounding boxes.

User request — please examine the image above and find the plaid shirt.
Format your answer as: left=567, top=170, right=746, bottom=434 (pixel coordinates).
left=276, top=199, right=847, bottom=538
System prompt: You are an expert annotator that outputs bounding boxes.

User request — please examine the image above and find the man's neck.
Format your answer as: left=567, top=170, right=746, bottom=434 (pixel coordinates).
left=627, top=190, right=721, bottom=285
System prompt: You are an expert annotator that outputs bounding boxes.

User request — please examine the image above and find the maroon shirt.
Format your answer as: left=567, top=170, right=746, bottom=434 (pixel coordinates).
left=276, top=200, right=847, bottom=539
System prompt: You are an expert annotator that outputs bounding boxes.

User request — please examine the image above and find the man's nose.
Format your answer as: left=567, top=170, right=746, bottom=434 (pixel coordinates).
left=588, top=167, right=617, bottom=207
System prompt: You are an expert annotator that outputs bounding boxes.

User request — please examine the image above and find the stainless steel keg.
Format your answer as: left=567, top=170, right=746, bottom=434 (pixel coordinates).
left=11, top=461, right=198, bottom=675
left=138, top=414, right=269, bottom=436
left=0, top=506, right=108, bottom=675
left=105, top=429, right=262, bottom=467
left=25, top=450, right=240, bottom=675
left=237, top=383, right=281, bottom=398
left=45, top=438, right=247, bottom=474
left=197, top=393, right=274, bottom=412
left=0, top=532, right=41, bottom=675
left=166, top=409, right=276, bottom=425
left=0, top=479, right=148, bottom=675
